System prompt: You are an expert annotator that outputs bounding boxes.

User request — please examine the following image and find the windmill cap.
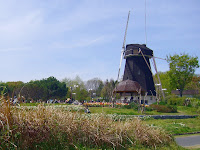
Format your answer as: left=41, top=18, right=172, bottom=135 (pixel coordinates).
left=125, top=44, right=153, bottom=58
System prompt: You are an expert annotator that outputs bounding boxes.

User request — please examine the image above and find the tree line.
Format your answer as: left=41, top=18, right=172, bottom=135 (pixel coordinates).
left=0, top=76, right=117, bottom=102
left=0, top=54, right=199, bottom=102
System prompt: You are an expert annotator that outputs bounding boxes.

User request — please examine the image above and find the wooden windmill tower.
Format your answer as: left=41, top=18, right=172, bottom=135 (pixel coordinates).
left=117, top=11, right=164, bottom=104
left=122, top=44, right=156, bottom=97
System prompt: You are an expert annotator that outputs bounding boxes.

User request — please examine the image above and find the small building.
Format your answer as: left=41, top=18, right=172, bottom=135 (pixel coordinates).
left=113, top=79, right=156, bottom=104
left=171, top=90, right=199, bottom=97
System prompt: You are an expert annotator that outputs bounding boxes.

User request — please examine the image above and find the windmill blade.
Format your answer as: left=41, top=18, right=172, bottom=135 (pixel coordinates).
left=117, top=11, right=130, bottom=82
left=117, top=48, right=125, bottom=81
left=152, top=56, right=165, bottom=99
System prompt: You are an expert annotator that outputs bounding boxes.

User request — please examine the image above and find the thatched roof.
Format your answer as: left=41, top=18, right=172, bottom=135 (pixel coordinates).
left=113, top=79, right=146, bottom=94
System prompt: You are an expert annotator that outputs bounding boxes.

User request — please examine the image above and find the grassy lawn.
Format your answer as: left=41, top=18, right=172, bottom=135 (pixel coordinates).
left=88, top=106, right=199, bottom=116
left=177, top=106, right=200, bottom=115
left=144, top=117, right=200, bottom=135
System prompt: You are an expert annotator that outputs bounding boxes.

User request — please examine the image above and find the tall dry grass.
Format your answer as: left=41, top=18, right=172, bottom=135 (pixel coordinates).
left=0, top=98, right=173, bottom=149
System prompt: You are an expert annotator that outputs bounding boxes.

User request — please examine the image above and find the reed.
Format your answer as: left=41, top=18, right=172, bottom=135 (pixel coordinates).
left=0, top=99, right=173, bottom=149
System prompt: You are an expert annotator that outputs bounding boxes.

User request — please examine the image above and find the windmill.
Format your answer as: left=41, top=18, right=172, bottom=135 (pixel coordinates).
left=122, top=44, right=156, bottom=97
left=117, top=11, right=165, bottom=104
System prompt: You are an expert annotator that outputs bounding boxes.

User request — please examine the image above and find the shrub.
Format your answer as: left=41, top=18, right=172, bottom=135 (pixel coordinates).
left=189, top=98, right=200, bottom=108
left=167, top=96, right=186, bottom=106
left=167, top=95, right=200, bottom=108
left=159, top=101, right=167, bottom=105
left=122, top=102, right=138, bottom=110
left=145, top=106, right=153, bottom=111
left=164, top=94, right=178, bottom=104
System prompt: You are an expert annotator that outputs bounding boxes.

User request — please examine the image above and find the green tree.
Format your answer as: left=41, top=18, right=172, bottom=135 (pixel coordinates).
left=154, top=72, right=171, bottom=95
left=5, top=81, right=24, bottom=98
left=20, top=81, right=44, bottom=101
left=101, top=79, right=117, bottom=102
left=167, top=54, right=199, bottom=97
left=185, top=74, right=200, bottom=90
left=62, top=76, right=87, bottom=100
left=21, top=77, right=68, bottom=101
left=75, top=87, right=88, bottom=103
left=39, top=76, right=68, bottom=100
left=85, top=78, right=103, bottom=97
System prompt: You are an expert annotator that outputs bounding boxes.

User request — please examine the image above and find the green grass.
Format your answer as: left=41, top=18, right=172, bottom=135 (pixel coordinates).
left=89, top=107, right=140, bottom=115
left=19, top=102, right=39, bottom=106
left=144, top=117, right=200, bottom=135
left=88, top=106, right=198, bottom=116
left=177, top=106, right=200, bottom=115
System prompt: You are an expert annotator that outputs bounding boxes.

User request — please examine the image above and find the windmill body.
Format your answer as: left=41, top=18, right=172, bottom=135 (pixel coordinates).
left=122, top=44, right=156, bottom=104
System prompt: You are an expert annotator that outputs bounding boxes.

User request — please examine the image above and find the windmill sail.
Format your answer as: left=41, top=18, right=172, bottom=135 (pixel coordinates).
left=117, top=11, right=130, bottom=82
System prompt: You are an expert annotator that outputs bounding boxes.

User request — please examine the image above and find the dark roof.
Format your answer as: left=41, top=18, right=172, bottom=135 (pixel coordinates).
left=125, top=44, right=153, bottom=57
left=126, top=44, right=153, bottom=51
left=171, top=90, right=199, bottom=95
left=113, top=79, right=146, bottom=94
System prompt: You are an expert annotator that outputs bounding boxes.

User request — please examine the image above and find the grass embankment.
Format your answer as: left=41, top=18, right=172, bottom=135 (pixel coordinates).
left=0, top=100, right=182, bottom=149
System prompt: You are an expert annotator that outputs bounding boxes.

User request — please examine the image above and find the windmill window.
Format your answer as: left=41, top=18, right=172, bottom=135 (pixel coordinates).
left=138, top=70, right=140, bottom=75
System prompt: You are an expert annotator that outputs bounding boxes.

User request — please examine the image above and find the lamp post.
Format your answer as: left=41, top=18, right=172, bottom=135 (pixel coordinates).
left=71, top=85, right=78, bottom=101
left=72, top=93, right=76, bottom=100
left=88, top=89, right=93, bottom=102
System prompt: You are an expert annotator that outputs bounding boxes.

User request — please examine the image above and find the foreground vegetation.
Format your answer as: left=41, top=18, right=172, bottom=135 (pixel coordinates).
left=0, top=99, right=184, bottom=149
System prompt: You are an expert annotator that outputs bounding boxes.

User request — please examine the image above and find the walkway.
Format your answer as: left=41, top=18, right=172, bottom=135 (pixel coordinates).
left=175, top=134, right=200, bottom=148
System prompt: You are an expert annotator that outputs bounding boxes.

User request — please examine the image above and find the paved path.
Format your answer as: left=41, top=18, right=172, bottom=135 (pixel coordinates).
left=175, top=135, right=200, bottom=147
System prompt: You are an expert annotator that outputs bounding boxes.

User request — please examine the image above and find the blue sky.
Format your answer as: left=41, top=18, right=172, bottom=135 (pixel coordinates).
left=0, top=0, right=200, bottom=82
